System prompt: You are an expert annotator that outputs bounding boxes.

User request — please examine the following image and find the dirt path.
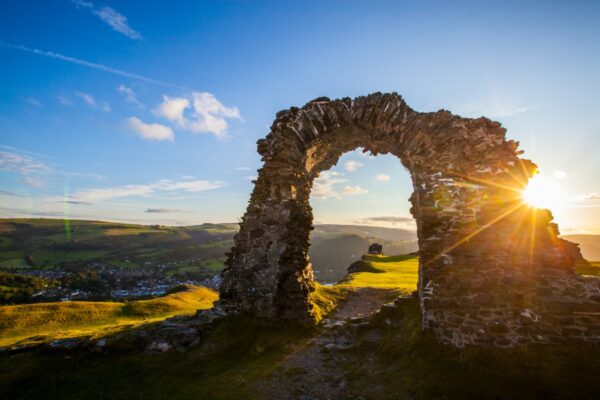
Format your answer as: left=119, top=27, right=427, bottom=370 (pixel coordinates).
left=256, top=287, right=399, bottom=400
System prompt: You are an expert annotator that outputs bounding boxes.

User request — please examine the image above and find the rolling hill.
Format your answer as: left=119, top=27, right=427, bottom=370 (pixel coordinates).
left=0, top=219, right=417, bottom=284
left=0, top=284, right=217, bottom=348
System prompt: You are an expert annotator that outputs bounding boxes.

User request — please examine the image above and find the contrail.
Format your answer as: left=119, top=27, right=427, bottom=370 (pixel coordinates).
left=0, top=41, right=182, bottom=89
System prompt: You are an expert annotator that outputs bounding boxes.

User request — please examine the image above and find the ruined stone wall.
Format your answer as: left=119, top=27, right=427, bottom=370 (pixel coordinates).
left=218, top=92, right=600, bottom=346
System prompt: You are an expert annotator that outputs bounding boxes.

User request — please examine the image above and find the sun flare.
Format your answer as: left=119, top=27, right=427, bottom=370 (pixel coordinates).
left=522, top=175, right=565, bottom=210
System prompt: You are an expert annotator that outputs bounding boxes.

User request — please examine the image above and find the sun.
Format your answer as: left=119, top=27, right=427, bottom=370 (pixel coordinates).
left=522, top=175, right=565, bottom=210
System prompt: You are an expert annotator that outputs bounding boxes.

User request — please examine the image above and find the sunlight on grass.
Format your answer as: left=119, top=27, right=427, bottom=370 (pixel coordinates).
left=311, top=254, right=419, bottom=322
left=0, top=285, right=217, bottom=347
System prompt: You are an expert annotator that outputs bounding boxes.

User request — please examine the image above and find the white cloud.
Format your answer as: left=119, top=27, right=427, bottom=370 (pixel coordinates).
left=0, top=149, right=51, bottom=175
left=344, top=160, right=363, bottom=172
left=0, top=42, right=174, bottom=87
left=64, top=178, right=225, bottom=203
left=57, top=95, right=73, bottom=106
left=554, top=170, right=567, bottom=179
left=25, top=97, right=42, bottom=107
left=71, top=0, right=93, bottom=8
left=117, top=84, right=143, bottom=108
left=375, top=174, right=390, bottom=181
left=154, top=92, right=241, bottom=139
left=244, top=175, right=258, bottom=181
left=361, top=216, right=414, bottom=225
left=21, top=176, right=45, bottom=188
left=93, top=7, right=142, bottom=40
left=145, top=208, right=180, bottom=213
left=127, top=117, right=174, bottom=142
left=155, top=95, right=189, bottom=124
left=575, top=193, right=600, bottom=201
left=75, top=91, right=110, bottom=112
left=0, top=149, right=51, bottom=188
left=71, top=1, right=142, bottom=40
left=343, top=185, right=368, bottom=195
left=312, top=171, right=347, bottom=199
left=235, top=166, right=251, bottom=171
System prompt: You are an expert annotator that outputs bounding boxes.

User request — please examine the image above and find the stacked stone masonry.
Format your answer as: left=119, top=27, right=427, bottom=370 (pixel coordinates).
left=218, top=92, right=600, bottom=347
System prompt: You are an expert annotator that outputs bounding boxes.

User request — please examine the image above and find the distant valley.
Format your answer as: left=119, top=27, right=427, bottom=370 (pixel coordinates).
left=0, top=219, right=417, bottom=303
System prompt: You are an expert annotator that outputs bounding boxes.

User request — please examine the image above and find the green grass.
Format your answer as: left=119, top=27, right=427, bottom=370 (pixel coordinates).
left=0, top=316, right=311, bottom=400
left=1, top=253, right=600, bottom=399
left=107, top=260, right=140, bottom=269
left=0, top=259, right=29, bottom=269
left=0, top=237, right=14, bottom=248
left=29, top=249, right=112, bottom=265
left=0, top=285, right=217, bottom=347
left=0, top=250, right=25, bottom=262
left=203, top=258, right=226, bottom=271
left=576, top=261, right=600, bottom=277
left=310, top=254, right=418, bottom=322
left=199, top=239, right=234, bottom=249
left=2, top=288, right=600, bottom=399
left=339, top=254, right=419, bottom=290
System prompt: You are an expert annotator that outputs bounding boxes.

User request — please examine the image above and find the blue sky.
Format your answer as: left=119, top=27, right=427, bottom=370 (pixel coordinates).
left=0, top=0, right=599, bottom=232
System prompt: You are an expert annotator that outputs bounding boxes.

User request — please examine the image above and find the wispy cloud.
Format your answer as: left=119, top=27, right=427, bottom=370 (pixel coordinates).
left=342, top=185, right=368, bottom=195
left=312, top=171, right=347, bottom=199
left=21, top=176, right=45, bottom=188
left=127, top=117, right=174, bottom=142
left=57, top=95, right=73, bottom=106
left=235, top=166, right=251, bottom=171
left=58, top=200, right=93, bottom=205
left=117, top=84, right=144, bottom=108
left=154, top=92, right=241, bottom=139
left=375, top=174, right=390, bottom=181
left=93, top=7, right=142, bottom=40
left=576, top=193, right=600, bottom=201
left=63, top=178, right=225, bottom=203
left=0, top=190, right=23, bottom=197
left=145, top=208, right=181, bottom=213
left=75, top=91, right=110, bottom=112
left=344, top=160, right=363, bottom=172
left=554, top=170, right=567, bottom=179
left=361, top=216, right=414, bottom=224
left=0, top=148, right=51, bottom=188
left=71, top=1, right=142, bottom=40
left=25, top=97, right=42, bottom=107
left=0, top=149, right=51, bottom=175
left=0, top=42, right=176, bottom=87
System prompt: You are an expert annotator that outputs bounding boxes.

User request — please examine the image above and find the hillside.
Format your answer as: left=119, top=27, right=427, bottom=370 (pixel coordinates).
left=2, top=254, right=600, bottom=399
left=0, top=218, right=236, bottom=272
left=0, top=218, right=417, bottom=288
left=0, top=285, right=217, bottom=348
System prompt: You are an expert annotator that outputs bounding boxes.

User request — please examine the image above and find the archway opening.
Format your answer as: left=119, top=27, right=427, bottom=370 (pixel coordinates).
left=307, top=148, right=420, bottom=321
left=308, top=148, right=418, bottom=282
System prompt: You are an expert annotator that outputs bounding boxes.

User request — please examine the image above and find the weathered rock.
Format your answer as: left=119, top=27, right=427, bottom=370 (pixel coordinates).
left=218, top=92, right=600, bottom=347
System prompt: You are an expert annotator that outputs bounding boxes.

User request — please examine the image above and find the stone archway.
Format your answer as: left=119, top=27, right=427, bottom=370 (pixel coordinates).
left=219, top=93, right=600, bottom=346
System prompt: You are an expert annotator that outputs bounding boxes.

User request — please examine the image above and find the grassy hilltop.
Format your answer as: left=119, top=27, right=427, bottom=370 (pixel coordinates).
left=1, top=254, right=600, bottom=399
left=0, top=285, right=217, bottom=348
